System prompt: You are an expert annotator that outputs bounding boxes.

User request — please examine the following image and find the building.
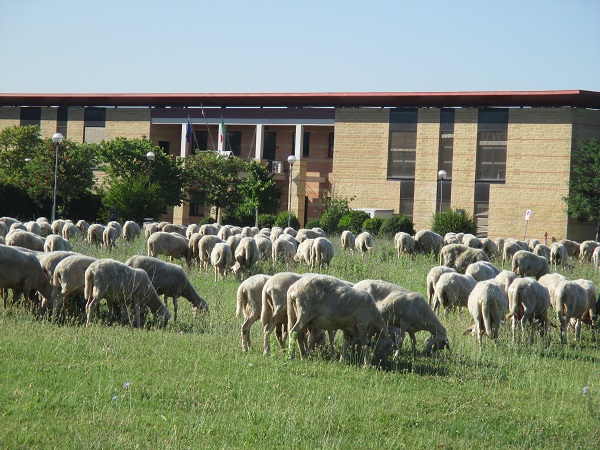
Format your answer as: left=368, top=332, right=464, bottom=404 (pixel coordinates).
left=1, top=90, right=599, bottom=241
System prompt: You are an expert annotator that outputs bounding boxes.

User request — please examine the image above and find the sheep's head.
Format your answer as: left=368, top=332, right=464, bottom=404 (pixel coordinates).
left=192, top=299, right=209, bottom=316
left=423, top=336, right=450, bottom=356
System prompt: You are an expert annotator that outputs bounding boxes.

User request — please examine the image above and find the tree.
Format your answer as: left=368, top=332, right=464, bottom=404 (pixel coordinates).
left=563, top=138, right=600, bottom=240
left=100, top=173, right=164, bottom=223
left=318, top=194, right=352, bottom=233
left=184, top=152, right=247, bottom=224
left=0, top=125, right=40, bottom=185
left=238, top=160, right=282, bottom=227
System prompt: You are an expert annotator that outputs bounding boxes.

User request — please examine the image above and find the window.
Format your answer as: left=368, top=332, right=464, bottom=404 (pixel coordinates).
left=158, top=141, right=170, bottom=155
left=84, top=107, right=106, bottom=143
left=474, top=182, right=490, bottom=216
left=388, top=109, right=418, bottom=179
left=192, top=131, right=208, bottom=154
left=189, top=190, right=205, bottom=217
left=328, top=132, right=334, bottom=158
left=292, top=131, right=310, bottom=157
left=399, top=179, right=415, bottom=219
left=438, top=109, right=454, bottom=178
left=57, top=106, right=68, bottom=138
left=226, top=131, right=242, bottom=157
left=476, top=109, right=508, bottom=181
left=20, top=107, right=41, bottom=128
left=263, top=131, right=277, bottom=161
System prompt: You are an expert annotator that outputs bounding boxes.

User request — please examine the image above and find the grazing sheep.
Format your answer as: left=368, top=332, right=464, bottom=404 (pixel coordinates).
left=341, top=230, right=356, bottom=254
left=462, top=234, right=483, bottom=249
left=125, top=255, right=208, bottom=322
left=52, top=254, right=97, bottom=317
left=526, top=239, right=541, bottom=252
left=507, top=277, right=551, bottom=342
left=440, top=244, right=489, bottom=273
left=199, top=223, right=219, bottom=236
left=44, top=234, right=72, bottom=253
left=558, top=239, right=580, bottom=258
left=6, top=229, right=45, bottom=252
left=216, top=225, right=231, bottom=241
left=465, top=261, right=501, bottom=282
left=144, top=222, right=159, bottom=240
left=187, top=224, right=200, bottom=239
left=432, top=272, right=478, bottom=313
left=444, top=232, right=459, bottom=245
left=210, top=242, right=233, bottom=282
left=8, top=222, right=26, bottom=233
left=572, top=279, right=597, bottom=338
left=36, top=250, right=78, bottom=283
left=236, top=274, right=271, bottom=351
left=240, top=226, right=254, bottom=237
left=533, top=243, right=551, bottom=261
left=495, top=237, right=505, bottom=257
left=226, top=234, right=243, bottom=257
left=480, top=238, right=498, bottom=257
left=269, top=227, right=283, bottom=243
left=579, top=240, right=599, bottom=262
left=261, top=272, right=304, bottom=355
left=51, top=219, right=66, bottom=236
left=553, top=280, right=589, bottom=343
left=503, top=240, right=526, bottom=264
left=87, top=224, right=105, bottom=247
left=272, top=238, right=296, bottom=264
left=395, top=232, right=415, bottom=257
left=512, top=250, right=550, bottom=279
left=414, top=230, right=443, bottom=256
left=467, top=279, right=508, bottom=347
left=592, top=246, right=600, bottom=269
left=197, top=235, right=225, bottom=271
left=85, top=258, right=170, bottom=328
left=495, top=270, right=518, bottom=298
left=538, top=272, right=569, bottom=303
left=0, top=221, right=8, bottom=238
left=162, top=223, right=186, bottom=236
left=231, top=237, right=259, bottom=280
left=355, top=232, right=373, bottom=256
left=311, top=237, right=334, bottom=270
left=76, top=220, right=89, bottom=238
left=61, top=222, right=80, bottom=241
left=275, top=233, right=298, bottom=250
left=376, top=290, right=449, bottom=356
left=102, top=225, right=118, bottom=250
left=294, top=238, right=314, bottom=266
left=284, top=227, right=298, bottom=237
left=254, top=234, right=273, bottom=261
left=123, top=221, right=141, bottom=241
left=25, top=221, right=42, bottom=236
left=147, top=231, right=191, bottom=264
left=550, top=242, right=568, bottom=267
left=425, top=266, right=457, bottom=306
left=296, top=228, right=326, bottom=244
left=354, top=279, right=408, bottom=302
left=287, top=274, right=392, bottom=366
left=106, top=221, right=123, bottom=237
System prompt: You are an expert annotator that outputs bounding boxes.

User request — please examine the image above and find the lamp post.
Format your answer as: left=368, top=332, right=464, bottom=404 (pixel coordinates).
left=287, top=154, right=297, bottom=228
left=51, top=132, right=64, bottom=223
left=146, top=151, right=155, bottom=188
left=437, top=169, right=447, bottom=213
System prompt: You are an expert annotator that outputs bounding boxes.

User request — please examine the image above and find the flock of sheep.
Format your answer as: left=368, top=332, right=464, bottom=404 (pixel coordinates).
left=0, top=214, right=598, bottom=369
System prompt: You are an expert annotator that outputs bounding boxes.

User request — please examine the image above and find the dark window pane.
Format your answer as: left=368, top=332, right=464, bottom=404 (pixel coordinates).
left=328, top=132, right=334, bottom=158
left=20, top=107, right=41, bottom=127
left=226, top=131, right=242, bottom=157
left=263, top=131, right=276, bottom=161
left=57, top=106, right=68, bottom=137
left=192, top=131, right=208, bottom=154
left=158, top=141, right=170, bottom=155
left=84, top=107, right=106, bottom=127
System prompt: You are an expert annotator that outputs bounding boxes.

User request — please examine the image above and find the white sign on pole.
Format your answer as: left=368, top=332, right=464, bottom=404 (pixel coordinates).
left=525, top=209, right=532, bottom=221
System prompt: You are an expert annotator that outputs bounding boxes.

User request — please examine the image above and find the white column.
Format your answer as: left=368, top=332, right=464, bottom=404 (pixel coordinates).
left=294, top=124, right=304, bottom=160
left=218, top=121, right=225, bottom=152
left=180, top=123, right=188, bottom=157
left=255, top=124, right=264, bottom=160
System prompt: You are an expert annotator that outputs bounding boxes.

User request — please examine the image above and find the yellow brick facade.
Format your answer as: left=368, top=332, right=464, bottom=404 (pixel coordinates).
left=450, top=109, right=479, bottom=214
left=105, top=109, right=151, bottom=140
left=40, top=108, right=57, bottom=139
left=0, top=107, right=19, bottom=129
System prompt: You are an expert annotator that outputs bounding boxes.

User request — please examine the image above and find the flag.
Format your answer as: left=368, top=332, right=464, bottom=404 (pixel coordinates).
left=220, top=118, right=226, bottom=144
left=186, top=118, right=193, bottom=143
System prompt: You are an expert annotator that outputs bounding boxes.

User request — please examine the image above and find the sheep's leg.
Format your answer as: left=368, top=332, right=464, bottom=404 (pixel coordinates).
left=512, top=315, right=518, bottom=342
left=241, top=317, right=254, bottom=352
left=85, top=297, right=99, bottom=326
left=409, top=332, right=417, bottom=359
left=172, top=296, right=178, bottom=323
left=574, top=318, right=581, bottom=342
left=327, top=330, right=336, bottom=360
left=263, top=321, right=275, bottom=355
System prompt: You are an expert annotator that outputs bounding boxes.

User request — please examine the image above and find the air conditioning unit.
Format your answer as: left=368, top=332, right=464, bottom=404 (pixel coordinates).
left=271, top=160, right=284, bottom=174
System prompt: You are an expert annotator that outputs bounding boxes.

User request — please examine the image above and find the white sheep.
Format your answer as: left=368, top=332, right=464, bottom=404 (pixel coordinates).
left=462, top=234, right=483, bottom=249
left=507, top=277, right=551, bottom=342
left=147, top=231, right=191, bottom=264
left=467, top=279, right=508, bottom=347
left=231, top=237, right=259, bottom=280
left=36, top=250, right=78, bottom=283
left=197, top=235, right=224, bottom=271
left=254, top=234, right=273, bottom=261
left=533, top=243, right=551, bottom=261
left=199, top=223, right=219, bottom=236
left=341, top=230, right=356, bottom=254
left=444, top=232, right=459, bottom=245
left=512, top=250, right=550, bottom=279
left=187, top=223, right=200, bottom=239
left=6, top=229, right=45, bottom=252
left=526, top=238, right=541, bottom=252
left=269, top=227, right=283, bottom=243
left=414, top=230, right=443, bottom=256
left=311, top=237, right=334, bottom=270
left=503, top=240, right=526, bottom=264
left=236, top=274, right=271, bottom=351
left=44, top=234, right=73, bottom=253
left=353, top=279, right=408, bottom=302
left=355, top=231, right=373, bottom=256
left=226, top=234, right=243, bottom=256
left=558, top=239, right=580, bottom=258
left=550, top=242, right=568, bottom=267
left=102, top=225, right=118, bottom=250
left=25, top=221, right=42, bottom=236
left=592, top=246, right=600, bottom=269
left=87, top=224, right=105, bottom=247
left=271, top=237, right=296, bottom=264
left=61, top=222, right=80, bottom=241
left=284, top=227, right=298, bottom=237
left=572, top=278, right=597, bottom=340
left=579, top=240, right=599, bottom=262
left=395, top=232, right=415, bottom=257
left=107, top=221, right=123, bottom=237
left=465, top=261, right=501, bottom=282
left=295, top=228, right=326, bottom=243
left=494, top=270, right=518, bottom=299
left=538, top=272, right=569, bottom=303
left=440, top=244, right=489, bottom=273
left=85, top=258, right=170, bottom=328
left=432, top=272, right=478, bottom=313
left=52, top=254, right=97, bottom=317
left=51, top=219, right=66, bottom=236
left=480, top=238, right=498, bottom=257
left=552, top=280, right=589, bottom=343
left=162, top=223, right=186, bottom=236
left=210, top=242, right=232, bottom=282
left=76, top=220, right=89, bottom=238
left=123, top=221, right=141, bottom=241
left=125, top=255, right=208, bottom=322
left=494, top=237, right=505, bottom=257
left=425, top=266, right=457, bottom=306
left=294, top=238, right=314, bottom=266
left=144, top=222, right=159, bottom=240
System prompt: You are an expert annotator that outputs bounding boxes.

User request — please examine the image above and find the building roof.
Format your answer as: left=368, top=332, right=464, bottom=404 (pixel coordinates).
left=1, top=90, right=599, bottom=109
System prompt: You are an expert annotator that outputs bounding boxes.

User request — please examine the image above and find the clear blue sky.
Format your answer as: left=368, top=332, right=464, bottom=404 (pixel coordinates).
left=1, top=0, right=598, bottom=94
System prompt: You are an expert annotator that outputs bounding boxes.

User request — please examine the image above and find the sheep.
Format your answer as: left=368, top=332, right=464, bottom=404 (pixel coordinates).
left=287, top=274, right=392, bottom=366
left=526, top=238, right=541, bottom=252
left=36, top=250, right=78, bottom=283
left=495, top=270, right=518, bottom=298
left=187, top=224, right=200, bottom=239
left=395, top=232, right=415, bottom=257
left=573, top=278, right=597, bottom=339
left=533, top=243, right=551, bottom=261
left=162, top=223, right=186, bottom=236
left=147, top=231, right=191, bottom=264
left=51, top=219, right=66, bottom=236
left=465, top=261, right=501, bottom=282
left=269, top=227, right=283, bottom=243
left=444, top=232, right=459, bottom=245
left=579, top=240, right=599, bottom=262
left=125, top=255, right=208, bottom=322
left=0, top=216, right=19, bottom=230
left=44, top=234, right=72, bottom=253
left=592, top=246, right=600, bottom=269
left=85, top=258, right=170, bottom=328
left=552, top=280, right=589, bottom=343
left=432, top=272, right=478, bottom=313
left=294, top=238, right=314, bottom=266
left=481, top=238, right=498, bottom=257
left=558, top=239, right=580, bottom=258
left=440, top=244, right=489, bottom=273
left=157, top=221, right=171, bottom=230
left=310, top=237, right=334, bottom=270
left=52, top=254, right=97, bottom=317
left=375, top=290, right=449, bottom=356
left=503, top=240, right=526, bottom=264
left=462, top=234, right=483, bottom=249
left=425, top=266, right=457, bottom=306
left=210, top=242, right=232, bottom=282
left=199, top=223, right=219, bottom=236
left=550, top=242, right=568, bottom=267
left=284, top=227, right=298, bottom=237
left=512, top=250, right=550, bottom=279
left=254, top=234, right=273, bottom=261
left=102, top=225, right=118, bottom=250
left=240, top=226, right=254, bottom=237
left=231, top=237, right=260, bottom=280
left=76, top=220, right=89, bottom=238
left=9, top=222, right=27, bottom=234
left=538, top=272, right=569, bottom=303
left=226, top=234, right=243, bottom=256
left=197, top=235, right=224, bottom=271
left=216, top=225, right=231, bottom=241
left=106, top=220, right=123, bottom=236
left=236, top=274, right=271, bottom=351
left=354, top=279, right=408, bottom=302
left=507, top=277, right=551, bottom=342
left=414, top=230, right=443, bottom=256
left=355, top=231, right=373, bottom=256
left=275, top=233, right=298, bottom=250
left=261, top=272, right=304, bottom=355
left=60, top=222, right=80, bottom=241
left=0, top=221, right=7, bottom=238
left=87, top=224, right=105, bottom=247
left=467, top=279, right=508, bottom=347
left=144, top=222, right=159, bottom=240
left=6, top=229, right=45, bottom=252
left=341, top=230, right=356, bottom=254
left=296, top=228, right=325, bottom=243
left=25, top=221, right=42, bottom=236
left=123, top=221, right=141, bottom=241
left=494, top=237, right=505, bottom=257
left=271, top=237, right=296, bottom=264
left=0, top=244, right=53, bottom=311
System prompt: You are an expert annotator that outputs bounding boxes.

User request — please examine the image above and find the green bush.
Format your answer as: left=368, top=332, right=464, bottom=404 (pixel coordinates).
left=305, top=218, right=321, bottom=229
left=274, top=211, right=300, bottom=230
left=362, top=217, right=384, bottom=236
left=198, top=216, right=215, bottom=226
left=431, top=210, right=476, bottom=236
left=379, top=214, right=415, bottom=237
left=258, top=213, right=276, bottom=229
left=318, top=195, right=351, bottom=233
left=338, top=210, right=370, bottom=235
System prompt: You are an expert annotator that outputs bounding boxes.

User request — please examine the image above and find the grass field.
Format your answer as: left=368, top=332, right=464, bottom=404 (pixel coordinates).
left=1, top=235, right=599, bottom=449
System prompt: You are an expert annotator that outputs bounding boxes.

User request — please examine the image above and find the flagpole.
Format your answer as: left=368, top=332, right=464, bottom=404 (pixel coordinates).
left=200, top=104, right=216, bottom=152
left=187, top=116, right=201, bottom=153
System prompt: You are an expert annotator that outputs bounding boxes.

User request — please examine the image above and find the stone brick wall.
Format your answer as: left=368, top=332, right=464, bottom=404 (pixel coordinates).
left=450, top=109, right=478, bottom=214
left=0, top=107, right=19, bottom=129
left=40, top=108, right=57, bottom=139
left=105, top=109, right=151, bottom=140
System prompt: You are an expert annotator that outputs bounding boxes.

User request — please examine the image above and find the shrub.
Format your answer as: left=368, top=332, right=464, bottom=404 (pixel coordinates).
left=431, top=210, right=476, bottom=236
left=379, top=214, right=415, bottom=237
left=318, top=195, right=351, bottom=233
left=338, top=210, right=370, bottom=235
left=258, top=213, right=276, bottom=229
left=305, top=218, right=321, bottom=229
left=362, top=217, right=384, bottom=236
left=198, top=216, right=215, bottom=226
left=274, top=211, right=300, bottom=230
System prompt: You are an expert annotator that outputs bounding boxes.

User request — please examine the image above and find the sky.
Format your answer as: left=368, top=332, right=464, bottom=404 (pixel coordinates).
left=1, top=0, right=599, bottom=94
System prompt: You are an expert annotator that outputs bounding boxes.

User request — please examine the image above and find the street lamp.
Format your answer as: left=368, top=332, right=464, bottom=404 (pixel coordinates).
left=287, top=154, right=297, bottom=228
left=437, top=169, right=447, bottom=214
left=51, top=132, right=64, bottom=223
left=146, top=151, right=155, bottom=187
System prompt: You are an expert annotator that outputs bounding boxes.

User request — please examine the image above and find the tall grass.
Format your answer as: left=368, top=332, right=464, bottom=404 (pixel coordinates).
left=0, top=234, right=599, bottom=449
